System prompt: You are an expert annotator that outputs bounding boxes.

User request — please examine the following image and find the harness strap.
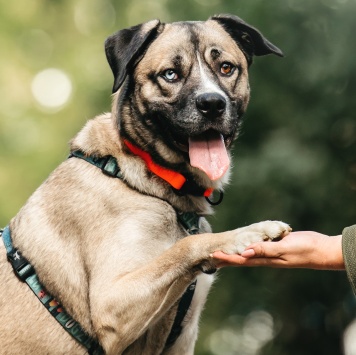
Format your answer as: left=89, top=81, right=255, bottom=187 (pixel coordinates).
left=0, top=227, right=103, bottom=355
left=1, top=150, right=205, bottom=352
left=68, top=150, right=200, bottom=349
left=165, top=280, right=197, bottom=347
left=164, top=211, right=200, bottom=348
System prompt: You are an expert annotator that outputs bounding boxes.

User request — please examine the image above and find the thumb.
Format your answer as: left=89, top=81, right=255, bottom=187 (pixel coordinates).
left=240, top=249, right=256, bottom=258
left=242, top=242, right=279, bottom=258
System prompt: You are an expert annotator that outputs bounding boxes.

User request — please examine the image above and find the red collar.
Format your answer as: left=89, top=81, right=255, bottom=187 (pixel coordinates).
left=124, top=140, right=213, bottom=197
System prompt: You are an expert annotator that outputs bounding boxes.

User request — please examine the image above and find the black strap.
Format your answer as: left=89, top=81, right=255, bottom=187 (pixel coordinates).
left=175, top=179, right=207, bottom=197
left=7, top=247, right=35, bottom=281
left=69, top=151, right=200, bottom=348
left=165, top=281, right=197, bottom=347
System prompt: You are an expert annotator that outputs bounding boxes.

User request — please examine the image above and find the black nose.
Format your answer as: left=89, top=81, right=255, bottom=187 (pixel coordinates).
left=196, top=93, right=226, bottom=118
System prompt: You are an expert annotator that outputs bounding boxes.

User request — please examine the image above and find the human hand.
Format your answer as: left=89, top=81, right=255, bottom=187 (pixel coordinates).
left=212, top=231, right=344, bottom=270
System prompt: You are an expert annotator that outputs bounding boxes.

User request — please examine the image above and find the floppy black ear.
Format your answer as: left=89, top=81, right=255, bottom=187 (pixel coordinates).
left=105, top=19, right=161, bottom=93
left=210, top=14, right=283, bottom=65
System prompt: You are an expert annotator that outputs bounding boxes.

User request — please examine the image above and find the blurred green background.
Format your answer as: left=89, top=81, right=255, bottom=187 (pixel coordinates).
left=1, top=0, right=355, bottom=354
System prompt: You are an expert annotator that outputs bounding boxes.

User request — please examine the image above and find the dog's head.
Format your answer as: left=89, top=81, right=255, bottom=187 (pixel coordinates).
left=105, top=15, right=282, bottom=183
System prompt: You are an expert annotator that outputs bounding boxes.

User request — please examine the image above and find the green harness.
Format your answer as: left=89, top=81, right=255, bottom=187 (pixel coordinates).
left=1, top=226, right=104, bottom=354
left=1, top=150, right=202, bottom=353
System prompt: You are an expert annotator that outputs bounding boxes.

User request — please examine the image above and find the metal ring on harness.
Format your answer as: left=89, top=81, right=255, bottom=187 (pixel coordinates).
left=205, top=191, right=224, bottom=206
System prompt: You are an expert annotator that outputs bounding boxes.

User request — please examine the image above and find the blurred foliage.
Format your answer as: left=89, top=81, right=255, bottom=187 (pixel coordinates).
left=1, top=0, right=355, bottom=354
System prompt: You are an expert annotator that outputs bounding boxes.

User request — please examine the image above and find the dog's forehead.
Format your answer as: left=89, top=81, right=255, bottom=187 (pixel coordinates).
left=140, top=20, right=243, bottom=65
left=168, top=20, right=238, bottom=50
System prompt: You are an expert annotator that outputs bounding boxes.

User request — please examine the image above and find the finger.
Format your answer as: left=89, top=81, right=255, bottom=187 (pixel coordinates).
left=240, top=249, right=256, bottom=258
left=239, top=257, right=289, bottom=267
left=244, top=241, right=283, bottom=258
left=212, top=251, right=252, bottom=261
left=212, top=251, right=251, bottom=265
left=214, top=254, right=288, bottom=267
left=212, top=251, right=229, bottom=259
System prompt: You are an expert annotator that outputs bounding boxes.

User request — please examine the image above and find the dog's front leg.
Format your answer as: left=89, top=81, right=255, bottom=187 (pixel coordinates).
left=90, top=220, right=289, bottom=354
left=90, top=243, right=202, bottom=354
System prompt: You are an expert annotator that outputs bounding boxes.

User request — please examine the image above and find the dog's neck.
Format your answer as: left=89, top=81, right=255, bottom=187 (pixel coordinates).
left=70, top=114, right=228, bottom=214
left=123, top=139, right=214, bottom=198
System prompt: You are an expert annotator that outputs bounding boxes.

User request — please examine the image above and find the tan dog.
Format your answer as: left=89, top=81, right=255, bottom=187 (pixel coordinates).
left=0, top=14, right=288, bottom=355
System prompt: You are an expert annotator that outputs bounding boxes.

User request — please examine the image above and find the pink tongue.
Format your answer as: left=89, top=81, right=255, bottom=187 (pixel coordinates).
left=188, top=132, right=230, bottom=181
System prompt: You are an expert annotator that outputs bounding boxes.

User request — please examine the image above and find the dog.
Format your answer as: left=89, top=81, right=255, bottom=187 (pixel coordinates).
left=0, top=14, right=289, bottom=355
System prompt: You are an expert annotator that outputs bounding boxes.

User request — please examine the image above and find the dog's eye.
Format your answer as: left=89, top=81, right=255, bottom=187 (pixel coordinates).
left=220, top=62, right=235, bottom=76
left=162, top=69, right=179, bottom=82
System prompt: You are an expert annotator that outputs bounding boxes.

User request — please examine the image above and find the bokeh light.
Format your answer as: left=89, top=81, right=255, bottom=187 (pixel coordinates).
left=343, top=318, right=356, bottom=355
left=31, top=68, right=72, bottom=111
left=207, top=310, right=275, bottom=355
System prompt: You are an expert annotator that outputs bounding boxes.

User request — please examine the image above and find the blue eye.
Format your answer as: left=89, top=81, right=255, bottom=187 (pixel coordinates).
left=162, top=69, right=179, bottom=82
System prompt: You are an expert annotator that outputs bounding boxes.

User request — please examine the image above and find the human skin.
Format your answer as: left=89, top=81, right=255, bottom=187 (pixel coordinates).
left=212, top=231, right=345, bottom=270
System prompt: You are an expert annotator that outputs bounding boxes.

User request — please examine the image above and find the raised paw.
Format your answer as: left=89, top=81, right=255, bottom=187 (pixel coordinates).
left=220, top=220, right=291, bottom=255
left=245, top=220, right=291, bottom=241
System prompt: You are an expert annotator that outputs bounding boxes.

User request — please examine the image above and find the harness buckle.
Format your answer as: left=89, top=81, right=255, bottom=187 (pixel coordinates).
left=7, top=248, right=34, bottom=281
left=101, top=156, right=121, bottom=178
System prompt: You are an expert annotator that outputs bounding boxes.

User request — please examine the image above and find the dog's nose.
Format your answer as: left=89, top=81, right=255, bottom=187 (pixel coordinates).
left=196, top=93, right=226, bottom=118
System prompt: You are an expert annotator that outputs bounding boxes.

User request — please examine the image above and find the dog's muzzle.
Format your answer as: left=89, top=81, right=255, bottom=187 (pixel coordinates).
left=196, top=92, right=226, bottom=120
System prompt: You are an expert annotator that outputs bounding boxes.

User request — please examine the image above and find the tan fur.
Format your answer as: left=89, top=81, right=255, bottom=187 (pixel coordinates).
left=0, top=17, right=287, bottom=355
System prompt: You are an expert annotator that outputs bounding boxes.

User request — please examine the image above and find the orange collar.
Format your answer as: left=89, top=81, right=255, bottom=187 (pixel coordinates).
left=124, top=140, right=213, bottom=197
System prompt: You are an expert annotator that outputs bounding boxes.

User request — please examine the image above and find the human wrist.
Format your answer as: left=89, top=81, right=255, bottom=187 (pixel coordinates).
left=320, top=235, right=344, bottom=270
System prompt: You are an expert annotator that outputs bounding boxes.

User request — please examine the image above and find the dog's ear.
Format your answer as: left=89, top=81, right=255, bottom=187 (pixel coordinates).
left=210, top=14, right=283, bottom=65
left=105, top=19, right=161, bottom=93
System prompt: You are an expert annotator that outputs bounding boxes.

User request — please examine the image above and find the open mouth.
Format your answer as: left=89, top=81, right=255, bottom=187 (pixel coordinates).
left=173, top=129, right=233, bottom=152
left=187, top=130, right=230, bottom=181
